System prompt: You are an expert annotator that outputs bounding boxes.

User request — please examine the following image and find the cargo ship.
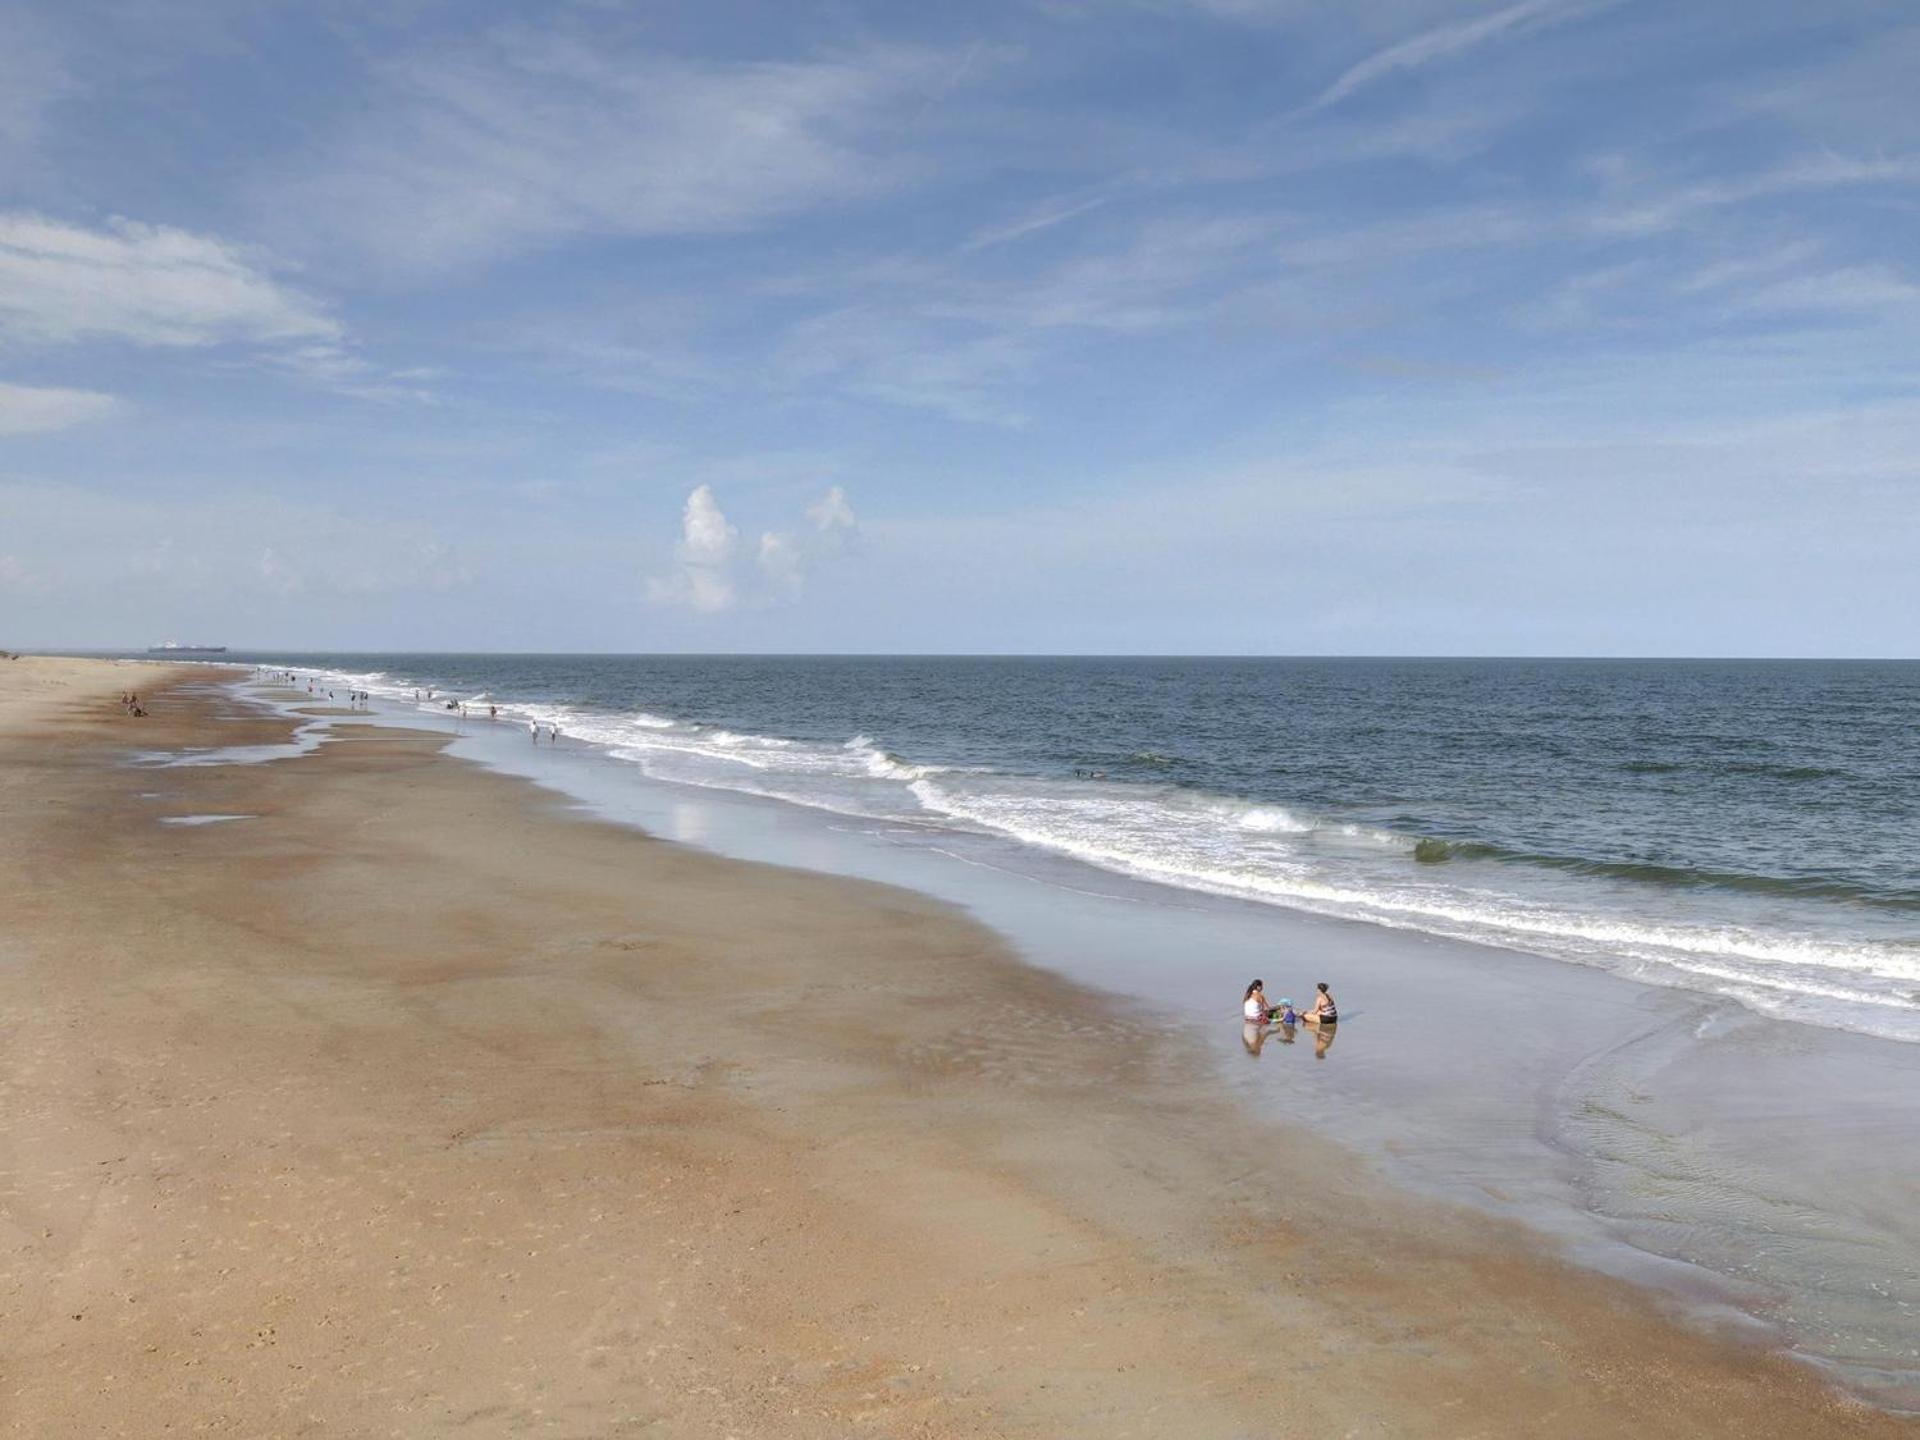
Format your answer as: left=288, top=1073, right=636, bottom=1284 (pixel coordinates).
left=146, top=642, right=228, bottom=653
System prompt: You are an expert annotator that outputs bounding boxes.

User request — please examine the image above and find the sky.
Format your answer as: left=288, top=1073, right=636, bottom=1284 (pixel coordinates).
left=1, top=0, right=1916, bottom=656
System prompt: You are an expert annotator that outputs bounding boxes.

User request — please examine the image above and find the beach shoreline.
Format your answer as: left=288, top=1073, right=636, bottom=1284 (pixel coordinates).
left=0, top=656, right=1907, bottom=1436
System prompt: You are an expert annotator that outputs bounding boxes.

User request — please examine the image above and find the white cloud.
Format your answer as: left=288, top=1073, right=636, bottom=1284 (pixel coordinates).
left=771, top=216, right=1273, bottom=424
left=278, top=33, right=971, bottom=271
left=0, top=379, right=117, bottom=434
left=647, top=484, right=740, bottom=613
left=807, top=485, right=858, bottom=538
left=1591, top=153, right=1920, bottom=237
left=650, top=484, right=857, bottom=611
left=1739, top=265, right=1920, bottom=316
left=263, top=342, right=439, bottom=404
left=1304, top=0, right=1616, bottom=115
left=962, top=193, right=1116, bottom=253
left=0, top=212, right=337, bottom=347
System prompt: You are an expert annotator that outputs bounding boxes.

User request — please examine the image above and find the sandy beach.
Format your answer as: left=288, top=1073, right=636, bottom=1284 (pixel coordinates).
left=0, top=657, right=1906, bottom=1437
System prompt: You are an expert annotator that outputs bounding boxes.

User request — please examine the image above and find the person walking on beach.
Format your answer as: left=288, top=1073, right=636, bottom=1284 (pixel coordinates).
left=530, top=720, right=539, bottom=743
left=549, top=723, right=562, bottom=746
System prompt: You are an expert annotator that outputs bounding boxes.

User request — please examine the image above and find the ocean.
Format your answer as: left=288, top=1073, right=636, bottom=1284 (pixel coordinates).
left=228, top=653, right=1920, bottom=1044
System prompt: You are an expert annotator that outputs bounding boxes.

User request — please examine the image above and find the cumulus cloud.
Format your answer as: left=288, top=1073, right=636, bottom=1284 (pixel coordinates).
left=647, top=484, right=740, bottom=613
left=649, top=484, right=857, bottom=611
left=806, top=484, right=858, bottom=538
left=0, top=212, right=338, bottom=347
left=0, top=379, right=117, bottom=434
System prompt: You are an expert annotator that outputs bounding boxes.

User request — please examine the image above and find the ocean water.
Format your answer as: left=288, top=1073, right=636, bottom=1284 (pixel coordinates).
left=230, top=654, right=1920, bottom=1043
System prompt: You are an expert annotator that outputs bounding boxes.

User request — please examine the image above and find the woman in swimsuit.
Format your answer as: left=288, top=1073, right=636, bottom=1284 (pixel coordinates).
left=1242, top=979, right=1275, bottom=1025
left=1302, top=981, right=1338, bottom=1026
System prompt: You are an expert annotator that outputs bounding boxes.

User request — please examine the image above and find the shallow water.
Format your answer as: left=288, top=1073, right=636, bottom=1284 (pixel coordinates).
left=177, top=672, right=1918, bottom=1410
left=195, top=654, right=1920, bottom=1044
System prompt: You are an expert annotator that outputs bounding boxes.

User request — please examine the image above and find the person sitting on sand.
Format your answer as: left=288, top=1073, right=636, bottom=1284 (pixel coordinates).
left=1242, top=979, right=1275, bottom=1025
left=1301, top=981, right=1338, bottom=1026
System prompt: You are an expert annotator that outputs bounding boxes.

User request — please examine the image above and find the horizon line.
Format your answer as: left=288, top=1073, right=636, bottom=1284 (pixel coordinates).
left=22, top=648, right=1920, bottom=665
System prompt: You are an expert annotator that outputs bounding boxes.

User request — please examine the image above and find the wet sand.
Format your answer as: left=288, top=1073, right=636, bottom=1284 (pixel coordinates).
left=0, top=658, right=1906, bottom=1437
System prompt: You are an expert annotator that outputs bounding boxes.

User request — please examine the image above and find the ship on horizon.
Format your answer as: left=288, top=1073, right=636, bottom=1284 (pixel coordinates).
left=146, top=642, right=228, bottom=654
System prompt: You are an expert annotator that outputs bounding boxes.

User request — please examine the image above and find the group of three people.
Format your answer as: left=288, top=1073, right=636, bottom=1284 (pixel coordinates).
left=1243, top=978, right=1337, bottom=1028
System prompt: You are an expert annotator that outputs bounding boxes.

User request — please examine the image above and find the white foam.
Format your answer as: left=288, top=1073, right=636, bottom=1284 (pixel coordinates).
left=248, top=662, right=1920, bottom=1044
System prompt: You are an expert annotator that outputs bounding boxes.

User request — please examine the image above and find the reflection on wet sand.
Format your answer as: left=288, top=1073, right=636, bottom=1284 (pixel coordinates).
left=1241, top=1020, right=1298, bottom=1057
left=1243, top=1017, right=1337, bottom=1059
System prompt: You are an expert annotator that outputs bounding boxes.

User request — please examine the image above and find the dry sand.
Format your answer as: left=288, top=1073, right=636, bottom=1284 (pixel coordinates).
left=0, top=657, right=1907, bottom=1437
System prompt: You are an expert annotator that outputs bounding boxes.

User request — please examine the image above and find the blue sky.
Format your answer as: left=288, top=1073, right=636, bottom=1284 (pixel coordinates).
left=1, top=0, right=1916, bottom=654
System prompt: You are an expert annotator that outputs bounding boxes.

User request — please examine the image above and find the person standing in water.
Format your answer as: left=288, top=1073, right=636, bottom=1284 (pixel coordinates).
left=529, top=720, right=539, bottom=744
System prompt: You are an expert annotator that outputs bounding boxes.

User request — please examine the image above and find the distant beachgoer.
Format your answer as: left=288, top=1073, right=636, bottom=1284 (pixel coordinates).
left=1242, top=979, right=1273, bottom=1025
left=549, top=723, right=562, bottom=745
left=530, top=721, right=539, bottom=743
left=1303, top=982, right=1338, bottom=1026
left=488, top=705, right=497, bottom=720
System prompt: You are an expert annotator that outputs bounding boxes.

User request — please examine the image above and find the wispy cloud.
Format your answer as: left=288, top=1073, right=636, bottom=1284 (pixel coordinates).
left=962, top=191, right=1117, bottom=253
left=261, top=342, right=440, bottom=404
left=277, top=31, right=979, bottom=271
left=1304, top=0, right=1616, bottom=115
left=768, top=212, right=1278, bottom=422
left=0, top=12, right=74, bottom=171
left=0, top=212, right=337, bottom=347
left=0, top=379, right=117, bottom=434
left=1590, top=153, right=1920, bottom=237
left=1738, top=264, right=1920, bottom=317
